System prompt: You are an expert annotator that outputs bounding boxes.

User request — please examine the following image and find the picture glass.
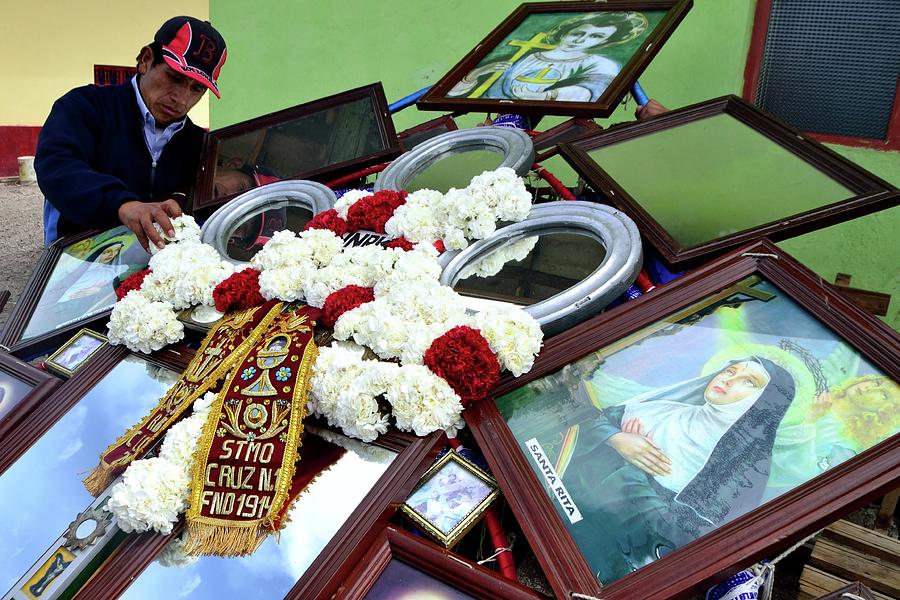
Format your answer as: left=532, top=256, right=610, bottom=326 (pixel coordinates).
left=21, top=226, right=149, bottom=341
left=453, top=232, right=606, bottom=309
left=364, top=559, right=476, bottom=600
left=225, top=204, right=314, bottom=262
left=494, top=276, right=898, bottom=584
left=586, top=113, right=854, bottom=247
left=405, top=458, right=494, bottom=536
left=212, top=96, right=386, bottom=201
left=52, top=333, right=105, bottom=373
left=446, top=10, right=666, bottom=103
left=0, top=356, right=177, bottom=592
left=118, top=435, right=396, bottom=600
left=0, top=370, right=34, bottom=422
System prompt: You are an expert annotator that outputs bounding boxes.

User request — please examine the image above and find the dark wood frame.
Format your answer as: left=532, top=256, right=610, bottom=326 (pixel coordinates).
left=533, top=117, right=603, bottom=162
left=416, top=0, right=692, bottom=118
left=72, top=427, right=443, bottom=600
left=0, top=343, right=193, bottom=476
left=190, top=83, right=401, bottom=214
left=0, top=229, right=145, bottom=360
left=742, top=0, right=900, bottom=152
left=398, top=114, right=459, bottom=151
left=559, top=95, right=900, bottom=268
left=465, top=238, right=900, bottom=599
left=0, top=350, right=61, bottom=439
left=333, top=526, right=540, bottom=599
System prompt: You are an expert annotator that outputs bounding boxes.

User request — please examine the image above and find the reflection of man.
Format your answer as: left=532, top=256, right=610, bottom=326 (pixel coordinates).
left=36, top=16, right=227, bottom=251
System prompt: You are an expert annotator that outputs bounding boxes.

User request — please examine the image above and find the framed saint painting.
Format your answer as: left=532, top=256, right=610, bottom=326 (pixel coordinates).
left=335, top=526, right=539, bottom=600
left=416, top=1, right=692, bottom=118
left=559, top=95, right=900, bottom=268
left=191, top=83, right=401, bottom=214
left=0, top=226, right=149, bottom=358
left=466, top=238, right=900, bottom=599
left=45, top=328, right=108, bottom=378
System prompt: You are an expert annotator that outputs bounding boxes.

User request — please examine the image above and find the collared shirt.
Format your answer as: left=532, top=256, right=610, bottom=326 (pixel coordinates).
left=131, top=75, right=186, bottom=162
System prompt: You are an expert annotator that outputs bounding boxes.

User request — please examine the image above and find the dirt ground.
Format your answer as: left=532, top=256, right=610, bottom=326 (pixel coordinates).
left=0, top=181, right=45, bottom=329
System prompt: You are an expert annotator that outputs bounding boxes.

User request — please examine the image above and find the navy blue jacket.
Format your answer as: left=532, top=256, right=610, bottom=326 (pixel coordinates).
left=35, top=81, right=204, bottom=239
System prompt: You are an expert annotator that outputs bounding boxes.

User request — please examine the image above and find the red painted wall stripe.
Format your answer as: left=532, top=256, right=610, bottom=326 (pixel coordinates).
left=0, top=126, right=42, bottom=177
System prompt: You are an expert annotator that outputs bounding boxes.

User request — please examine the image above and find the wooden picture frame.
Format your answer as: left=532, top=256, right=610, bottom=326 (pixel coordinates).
left=334, top=526, right=540, bottom=600
left=398, top=115, right=459, bottom=151
left=0, top=350, right=60, bottom=438
left=72, top=426, right=443, bottom=600
left=559, top=95, right=900, bottom=268
left=0, top=226, right=149, bottom=359
left=533, top=117, right=602, bottom=162
left=465, top=238, right=900, bottom=599
left=399, top=449, right=499, bottom=547
left=0, top=345, right=191, bottom=597
left=44, top=328, right=108, bottom=378
left=416, top=0, right=692, bottom=118
left=190, top=83, right=401, bottom=215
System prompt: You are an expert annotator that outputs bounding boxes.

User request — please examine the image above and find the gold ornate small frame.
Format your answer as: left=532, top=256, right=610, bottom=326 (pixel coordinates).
left=400, top=450, right=499, bottom=547
left=45, top=329, right=108, bottom=378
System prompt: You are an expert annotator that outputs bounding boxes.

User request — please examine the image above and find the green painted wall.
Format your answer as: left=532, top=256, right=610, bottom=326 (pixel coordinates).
left=211, top=0, right=899, bottom=329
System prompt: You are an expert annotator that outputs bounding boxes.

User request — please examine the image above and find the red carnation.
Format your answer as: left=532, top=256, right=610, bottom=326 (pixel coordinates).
left=115, top=268, right=151, bottom=301
left=345, top=190, right=407, bottom=234
left=385, top=237, right=415, bottom=251
left=321, top=285, right=375, bottom=327
left=304, top=209, right=349, bottom=236
left=213, top=268, right=266, bottom=313
left=433, top=240, right=446, bottom=254
left=424, top=326, right=500, bottom=406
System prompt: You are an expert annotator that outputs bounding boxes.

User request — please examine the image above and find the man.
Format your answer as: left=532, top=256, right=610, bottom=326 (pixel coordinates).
left=36, top=16, right=226, bottom=251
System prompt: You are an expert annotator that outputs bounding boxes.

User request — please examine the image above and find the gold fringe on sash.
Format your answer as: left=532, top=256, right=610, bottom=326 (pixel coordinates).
left=182, top=521, right=268, bottom=557
left=82, top=460, right=115, bottom=496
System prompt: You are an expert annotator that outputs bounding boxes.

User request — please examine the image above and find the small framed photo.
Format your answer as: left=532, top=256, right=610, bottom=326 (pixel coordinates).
left=400, top=450, right=499, bottom=547
left=45, top=329, right=108, bottom=378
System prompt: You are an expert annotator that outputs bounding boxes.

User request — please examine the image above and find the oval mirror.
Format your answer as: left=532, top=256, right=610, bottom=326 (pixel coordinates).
left=201, top=180, right=336, bottom=266
left=374, top=127, right=534, bottom=193
left=439, top=201, right=642, bottom=335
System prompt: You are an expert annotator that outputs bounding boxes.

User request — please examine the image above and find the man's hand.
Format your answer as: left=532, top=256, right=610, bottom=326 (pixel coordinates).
left=118, top=199, right=183, bottom=251
left=607, top=431, right=672, bottom=476
left=635, top=99, right=669, bottom=120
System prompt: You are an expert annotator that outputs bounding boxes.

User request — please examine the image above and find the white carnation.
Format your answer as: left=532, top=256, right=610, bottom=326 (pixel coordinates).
left=469, top=306, right=543, bottom=376
left=385, top=364, right=464, bottom=437
left=108, top=292, right=184, bottom=354
left=333, top=189, right=371, bottom=219
left=107, top=457, right=190, bottom=534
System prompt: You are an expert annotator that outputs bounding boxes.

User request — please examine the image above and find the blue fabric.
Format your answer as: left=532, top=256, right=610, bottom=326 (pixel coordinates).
left=42, top=198, right=58, bottom=247
left=130, top=75, right=185, bottom=162
left=35, top=80, right=204, bottom=243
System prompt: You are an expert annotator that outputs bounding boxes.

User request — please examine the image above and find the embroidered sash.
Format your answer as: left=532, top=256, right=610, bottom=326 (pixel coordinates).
left=183, top=304, right=318, bottom=555
left=83, top=300, right=284, bottom=496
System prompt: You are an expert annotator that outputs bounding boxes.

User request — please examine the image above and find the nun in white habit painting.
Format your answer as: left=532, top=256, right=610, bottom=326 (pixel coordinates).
left=561, top=357, right=796, bottom=583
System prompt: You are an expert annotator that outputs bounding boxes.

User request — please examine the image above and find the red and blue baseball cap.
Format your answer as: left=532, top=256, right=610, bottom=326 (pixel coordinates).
left=154, top=16, right=227, bottom=98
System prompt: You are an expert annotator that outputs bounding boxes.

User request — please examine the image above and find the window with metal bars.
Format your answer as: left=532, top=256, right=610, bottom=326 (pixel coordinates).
left=744, top=0, right=900, bottom=150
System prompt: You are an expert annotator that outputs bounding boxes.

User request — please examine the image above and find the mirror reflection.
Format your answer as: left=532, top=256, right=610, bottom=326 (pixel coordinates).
left=453, top=232, right=606, bottom=309
left=225, top=203, right=314, bottom=262
left=587, top=113, right=854, bottom=247
left=118, top=434, right=395, bottom=600
left=365, top=559, right=476, bottom=599
left=406, top=149, right=505, bottom=193
left=0, top=356, right=176, bottom=592
left=212, top=97, right=384, bottom=200
left=74, top=518, right=98, bottom=539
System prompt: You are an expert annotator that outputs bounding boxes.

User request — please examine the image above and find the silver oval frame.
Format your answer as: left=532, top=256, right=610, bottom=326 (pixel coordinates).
left=200, top=180, right=336, bottom=266
left=373, top=126, right=534, bottom=192
left=439, top=201, right=642, bottom=336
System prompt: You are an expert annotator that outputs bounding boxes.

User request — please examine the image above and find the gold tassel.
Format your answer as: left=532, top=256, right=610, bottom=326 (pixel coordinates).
left=183, top=521, right=270, bottom=557
left=82, top=461, right=114, bottom=497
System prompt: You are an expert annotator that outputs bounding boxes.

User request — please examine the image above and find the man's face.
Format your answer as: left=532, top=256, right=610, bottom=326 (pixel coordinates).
left=137, top=47, right=207, bottom=127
